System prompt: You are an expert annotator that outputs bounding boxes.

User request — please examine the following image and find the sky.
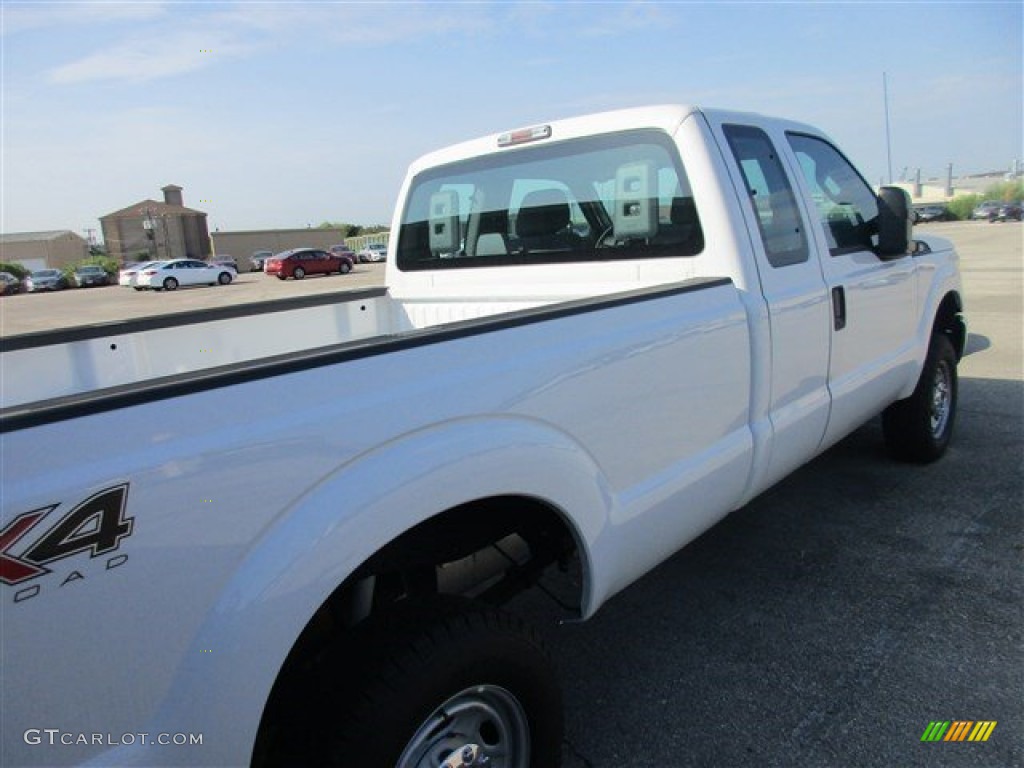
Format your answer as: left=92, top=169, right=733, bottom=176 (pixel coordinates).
left=1, top=1, right=1021, bottom=240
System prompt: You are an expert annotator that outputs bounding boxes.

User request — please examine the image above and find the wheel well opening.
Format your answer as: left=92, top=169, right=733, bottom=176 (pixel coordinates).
left=295, top=495, right=582, bottom=644
left=252, top=495, right=583, bottom=766
left=933, top=292, right=966, bottom=361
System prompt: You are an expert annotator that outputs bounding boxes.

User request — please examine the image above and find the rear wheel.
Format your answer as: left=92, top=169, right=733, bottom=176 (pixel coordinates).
left=293, top=267, right=306, bottom=280
left=883, top=333, right=958, bottom=462
left=163, top=277, right=178, bottom=291
left=267, top=597, right=563, bottom=768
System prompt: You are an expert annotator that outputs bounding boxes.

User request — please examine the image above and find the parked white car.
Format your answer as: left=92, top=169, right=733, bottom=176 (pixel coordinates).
left=118, top=261, right=162, bottom=288
left=135, top=259, right=235, bottom=291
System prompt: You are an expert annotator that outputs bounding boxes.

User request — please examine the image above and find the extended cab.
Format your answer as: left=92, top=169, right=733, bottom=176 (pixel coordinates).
left=0, top=105, right=964, bottom=767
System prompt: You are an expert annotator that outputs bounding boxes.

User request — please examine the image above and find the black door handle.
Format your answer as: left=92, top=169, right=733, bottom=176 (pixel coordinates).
left=832, top=286, right=846, bottom=331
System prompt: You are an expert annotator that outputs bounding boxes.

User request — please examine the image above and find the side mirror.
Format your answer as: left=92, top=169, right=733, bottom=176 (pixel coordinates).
left=876, top=186, right=912, bottom=258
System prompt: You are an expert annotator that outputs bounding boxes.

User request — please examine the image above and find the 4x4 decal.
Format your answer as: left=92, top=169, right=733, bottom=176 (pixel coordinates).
left=0, top=484, right=133, bottom=587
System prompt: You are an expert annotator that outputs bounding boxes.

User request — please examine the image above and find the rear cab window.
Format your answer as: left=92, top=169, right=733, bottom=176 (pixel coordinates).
left=722, top=124, right=809, bottom=268
left=396, top=130, right=704, bottom=271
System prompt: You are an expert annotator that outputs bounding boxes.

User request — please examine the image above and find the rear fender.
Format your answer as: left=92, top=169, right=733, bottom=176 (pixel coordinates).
left=132, top=415, right=610, bottom=766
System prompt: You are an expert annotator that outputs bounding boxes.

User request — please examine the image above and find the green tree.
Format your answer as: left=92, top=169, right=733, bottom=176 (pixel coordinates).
left=946, top=180, right=1023, bottom=220
left=0, top=261, right=30, bottom=280
left=318, top=221, right=389, bottom=237
left=985, top=179, right=1024, bottom=202
left=61, top=254, right=121, bottom=283
left=317, top=221, right=357, bottom=232
left=946, top=194, right=981, bottom=221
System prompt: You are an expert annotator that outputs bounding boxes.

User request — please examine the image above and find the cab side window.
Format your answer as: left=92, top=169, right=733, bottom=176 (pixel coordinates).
left=723, top=124, right=808, bottom=268
left=787, top=133, right=879, bottom=256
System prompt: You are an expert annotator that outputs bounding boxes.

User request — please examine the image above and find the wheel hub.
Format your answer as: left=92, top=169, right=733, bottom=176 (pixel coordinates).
left=396, top=685, right=529, bottom=768
left=441, top=743, right=488, bottom=767
left=929, top=362, right=951, bottom=437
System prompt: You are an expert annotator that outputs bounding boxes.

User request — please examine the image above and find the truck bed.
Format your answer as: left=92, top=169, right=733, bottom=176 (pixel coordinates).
left=0, top=279, right=727, bottom=431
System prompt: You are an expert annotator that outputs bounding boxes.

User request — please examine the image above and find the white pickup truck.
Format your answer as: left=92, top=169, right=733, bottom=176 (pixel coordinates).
left=1, top=105, right=964, bottom=768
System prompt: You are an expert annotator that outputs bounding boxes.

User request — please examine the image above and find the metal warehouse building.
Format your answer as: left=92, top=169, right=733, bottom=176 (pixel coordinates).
left=210, top=228, right=349, bottom=267
left=0, top=230, right=89, bottom=271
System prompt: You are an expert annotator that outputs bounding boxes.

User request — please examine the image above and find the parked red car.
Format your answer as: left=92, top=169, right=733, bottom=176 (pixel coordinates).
left=264, top=248, right=354, bottom=280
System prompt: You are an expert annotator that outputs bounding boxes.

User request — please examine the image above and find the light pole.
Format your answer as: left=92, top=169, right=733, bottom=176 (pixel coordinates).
left=883, top=72, right=893, bottom=185
left=143, top=209, right=157, bottom=261
left=161, top=213, right=171, bottom=259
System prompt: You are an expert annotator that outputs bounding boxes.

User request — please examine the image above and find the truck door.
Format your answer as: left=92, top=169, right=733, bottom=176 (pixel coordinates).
left=784, top=133, right=919, bottom=448
left=718, top=123, right=832, bottom=490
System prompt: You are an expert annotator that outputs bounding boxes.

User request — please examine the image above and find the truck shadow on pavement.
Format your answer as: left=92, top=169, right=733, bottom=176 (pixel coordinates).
left=964, top=332, right=991, bottom=356
left=527, top=374, right=1022, bottom=768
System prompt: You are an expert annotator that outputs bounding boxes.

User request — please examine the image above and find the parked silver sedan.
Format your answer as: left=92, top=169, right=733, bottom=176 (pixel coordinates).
left=25, top=269, right=69, bottom=292
left=357, top=243, right=388, bottom=263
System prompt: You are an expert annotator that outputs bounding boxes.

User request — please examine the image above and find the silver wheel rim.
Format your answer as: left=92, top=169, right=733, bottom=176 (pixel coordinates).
left=929, top=361, right=952, bottom=438
left=396, top=685, right=529, bottom=768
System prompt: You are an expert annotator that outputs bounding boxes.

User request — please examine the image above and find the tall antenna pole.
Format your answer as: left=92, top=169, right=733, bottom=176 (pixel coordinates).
left=883, top=72, right=893, bottom=185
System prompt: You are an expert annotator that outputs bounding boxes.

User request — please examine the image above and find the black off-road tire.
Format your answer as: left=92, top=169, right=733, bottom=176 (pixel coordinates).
left=264, top=596, right=563, bottom=768
left=882, top=333, right=958, bottom=463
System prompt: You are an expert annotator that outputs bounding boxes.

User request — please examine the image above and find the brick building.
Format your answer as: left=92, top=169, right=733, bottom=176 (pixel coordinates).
left=100, top=185, right=211, bottom=264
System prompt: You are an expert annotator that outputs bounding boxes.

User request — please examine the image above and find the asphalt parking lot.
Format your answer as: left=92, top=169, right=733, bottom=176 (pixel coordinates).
left=531, top=222, right=1022, bottom=767
left=0, top=262, right=388, bottom=337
